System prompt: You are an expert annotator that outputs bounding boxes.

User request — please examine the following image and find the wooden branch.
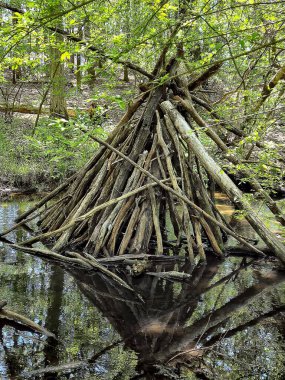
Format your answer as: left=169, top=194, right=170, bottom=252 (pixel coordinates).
left=149, top=187, right=164, bottom=255
left=19, top=179, right=171, bottom=246
left=12, top=244, right=93, bottom=267
left=96, top=253, right=182, bottom=264
left=0, top=1, right=23, bottom=13
left=176, top=95, right=285, bottom=227
left=161, top=100, right=285, bottom=264
left=176, top=96, right=228, bottom=151
left=193, top=220, right=206, bottom=261
left=117, top=60, right=154, bottom=79
left=14, top=176, right=75, bottom=223
left=156, top=112, right=195, bottom=261
left=116, top=92, right=149, bottom=129
left=199, top=217, right=223, bottom=257
left=152, top=21, right=183, bottom=76
left=251, top=63, right=285, bottom=117
left=72, top=132, right=265, bottom=256
left=190, top=94, right=250, bottom=139
left=66, top=251, right=136, bottom=293
left=0, top=2, right=154, bottom=79
left=52, top=161, right=109, bottom=252
left=11, top=244, right=135, bottom=293
left=188, top=62, right=223, bottom=91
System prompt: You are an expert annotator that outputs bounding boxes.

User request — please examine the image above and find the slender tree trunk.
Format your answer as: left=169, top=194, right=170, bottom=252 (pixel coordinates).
left=76, top=26, right=83, bottom=91
left=123, top=64, right=129, bottom=82
left=85, top=19, right=96, bottom=86
left=49, top=4, right=68, bottom=118
left=50, top=45, right=68, bottom=118
left=76, top=53, right=82, bottom=91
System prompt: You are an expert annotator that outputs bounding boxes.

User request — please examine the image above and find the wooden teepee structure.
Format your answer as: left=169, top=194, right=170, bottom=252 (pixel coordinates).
left=3, top=49, right=285, bottom=266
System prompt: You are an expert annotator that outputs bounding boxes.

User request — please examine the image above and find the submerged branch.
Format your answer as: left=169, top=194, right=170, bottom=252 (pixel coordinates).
left=20, top=339, right=123, bottom=378
left=0, top=305, right=55, bottom=338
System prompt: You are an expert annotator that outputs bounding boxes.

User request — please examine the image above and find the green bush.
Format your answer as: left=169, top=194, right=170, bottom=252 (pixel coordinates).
left=0, top=108, right=107, bottom=189
left=28, top=111, right=106, bottom=180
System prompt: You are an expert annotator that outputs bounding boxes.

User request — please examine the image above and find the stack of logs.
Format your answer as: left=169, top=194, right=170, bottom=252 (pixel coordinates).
left=3, top=55, right=285, bottom=266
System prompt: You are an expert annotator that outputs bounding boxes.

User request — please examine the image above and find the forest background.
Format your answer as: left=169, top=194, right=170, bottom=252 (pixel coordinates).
left=0, top=0, right=284, bottom=196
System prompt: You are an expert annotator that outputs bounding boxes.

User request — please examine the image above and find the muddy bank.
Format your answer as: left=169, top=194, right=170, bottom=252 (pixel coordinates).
left=0, top=186, right=38, bottom=201
left=0, top=174, right=56, bottom=200
left=0, top=169, right=68, bottom=200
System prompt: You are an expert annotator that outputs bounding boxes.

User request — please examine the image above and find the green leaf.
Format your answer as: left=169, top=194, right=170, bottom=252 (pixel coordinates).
left=60, top=52, right=71, bottom=61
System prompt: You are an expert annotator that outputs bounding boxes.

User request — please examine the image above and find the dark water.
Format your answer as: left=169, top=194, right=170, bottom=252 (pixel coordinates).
left=0, top=199, right=285, bottom=379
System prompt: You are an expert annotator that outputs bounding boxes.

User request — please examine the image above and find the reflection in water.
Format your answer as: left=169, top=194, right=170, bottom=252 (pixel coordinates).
left=0, top=200, right=285, bottom=379
left=43, top=266, right=64, bottom=380
left=216, top=193, right=285, bottom=249
left=70, top=257, right=285, bottom=379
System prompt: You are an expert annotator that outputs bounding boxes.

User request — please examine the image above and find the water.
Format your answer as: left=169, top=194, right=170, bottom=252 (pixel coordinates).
left=0, top=199, right=285, bottom=379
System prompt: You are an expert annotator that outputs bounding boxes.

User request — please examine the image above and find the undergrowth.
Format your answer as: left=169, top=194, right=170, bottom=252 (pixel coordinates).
left=0, top=110, right=106, bottom=190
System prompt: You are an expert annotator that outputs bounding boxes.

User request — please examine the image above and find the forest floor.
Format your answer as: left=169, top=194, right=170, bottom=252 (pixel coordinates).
left=0, top=74, right=138, bottom=198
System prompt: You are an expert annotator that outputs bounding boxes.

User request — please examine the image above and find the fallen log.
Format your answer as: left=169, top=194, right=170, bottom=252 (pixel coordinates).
left=0, top=104, right=87, bottom=117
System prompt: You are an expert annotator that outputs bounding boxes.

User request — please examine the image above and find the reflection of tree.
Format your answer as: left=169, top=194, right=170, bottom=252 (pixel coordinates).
left=0, top=247, right=60, bottom=378
left=43, top=265, right=64, bottom=380
left=69, top=257, right=285, bottom=379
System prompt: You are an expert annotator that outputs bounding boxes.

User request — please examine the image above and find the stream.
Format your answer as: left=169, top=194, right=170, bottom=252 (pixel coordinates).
left=0, top=198, right=285, bottom=379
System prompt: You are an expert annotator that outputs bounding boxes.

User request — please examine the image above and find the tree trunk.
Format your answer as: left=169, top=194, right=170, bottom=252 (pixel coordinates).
left=49, top=5, right=68, bottom=119
left=123, top=64, right=129, bottom=82
left=50, top=46, right=68, bottom=118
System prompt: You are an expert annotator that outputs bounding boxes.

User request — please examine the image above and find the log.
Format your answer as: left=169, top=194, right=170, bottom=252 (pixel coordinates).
left=11, top=244, right=136, bottom=293
left=0, top=104, right=91, bottom=117
left=176, top=96, right=285, bottom=226
left=161, top=100, right=285, bottom=264
left=188, top=62, right=223, bottom=91
left=71, top=133, right=264, bottom=255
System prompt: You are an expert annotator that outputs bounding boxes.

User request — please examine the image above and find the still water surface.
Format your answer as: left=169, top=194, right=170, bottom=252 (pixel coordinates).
left=0, top=199, right=285, bottom=379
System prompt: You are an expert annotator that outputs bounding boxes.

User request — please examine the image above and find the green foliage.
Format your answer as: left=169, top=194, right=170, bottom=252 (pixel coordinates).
left=0, top=0, right=284, bottom=194
left=0, top=110, right=105, bottom=187
left=28, top=112, right=106, bottom=180
left=0, top=119, right=44, bottom=187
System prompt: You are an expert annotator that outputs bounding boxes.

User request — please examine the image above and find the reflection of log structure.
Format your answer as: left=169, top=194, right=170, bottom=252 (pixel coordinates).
left=68, top=257, right=285, bottom=379
left=4, top=47, right=285, bottom=265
